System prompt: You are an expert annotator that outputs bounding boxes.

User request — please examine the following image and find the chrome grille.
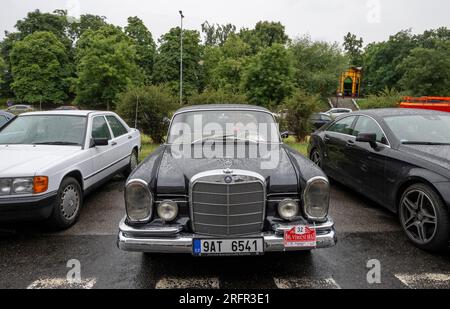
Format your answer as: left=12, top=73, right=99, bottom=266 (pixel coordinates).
left=190, top=171, right=265, bottom=236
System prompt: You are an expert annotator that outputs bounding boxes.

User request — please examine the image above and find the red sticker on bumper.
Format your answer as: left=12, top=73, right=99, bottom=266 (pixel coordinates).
left=284, top=226, right=317, bottom=248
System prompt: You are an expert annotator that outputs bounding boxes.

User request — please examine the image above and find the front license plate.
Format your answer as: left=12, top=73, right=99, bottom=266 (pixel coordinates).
left=193, top=238, right=264, bottom=256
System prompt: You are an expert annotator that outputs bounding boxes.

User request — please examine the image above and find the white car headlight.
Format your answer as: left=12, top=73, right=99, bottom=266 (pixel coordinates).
left=157, top=200, right=178, bottom=222
left=125, top=180, right=153, bottom=223
left=0, top=179, right=12, bottom=196
left=303, top=176, right=330, bottom=221
left=278, top=199, right=299, bottom=221
left=12, top=178, right=34, bottom=194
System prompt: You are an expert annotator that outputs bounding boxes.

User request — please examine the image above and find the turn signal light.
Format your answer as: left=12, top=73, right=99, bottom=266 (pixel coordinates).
left=33, top=176, right=48, bottom=194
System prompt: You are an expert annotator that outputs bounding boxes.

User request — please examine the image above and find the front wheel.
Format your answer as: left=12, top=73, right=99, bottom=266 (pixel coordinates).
left=310, top=148, right=322, bottom=168
left=399, top=183, right=450, bottom=251
left=48, top=177, right=83, bottom=230
left=124, top=149, right=139, bottom=177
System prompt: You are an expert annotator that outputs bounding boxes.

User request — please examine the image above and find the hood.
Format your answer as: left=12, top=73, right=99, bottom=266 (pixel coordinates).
left=156, top=144, right=298, bottom=195
left=0, top=145, right=81, bottom=177
left=400, top=144, right=450, bottom=176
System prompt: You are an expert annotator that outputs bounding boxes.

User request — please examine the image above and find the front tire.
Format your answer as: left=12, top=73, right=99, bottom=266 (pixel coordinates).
left=48, top=177, right=83, bottom=230
left=124, top=149, right=139, bottom=177
left=399, top=183, right=450, bottom=251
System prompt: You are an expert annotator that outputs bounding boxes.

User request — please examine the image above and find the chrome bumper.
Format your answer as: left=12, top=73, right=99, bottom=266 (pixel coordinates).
left=117, top=217, right=336, bottom=254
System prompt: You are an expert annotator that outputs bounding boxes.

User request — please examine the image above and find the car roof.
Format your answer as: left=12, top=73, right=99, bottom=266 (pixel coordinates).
left=355, top=108, right=449, bottom=118
left=0, top=111, right=14, bottom=117
left=19, top=110, right=117, bottom=117
left=175, top=104, right=272, bottom=114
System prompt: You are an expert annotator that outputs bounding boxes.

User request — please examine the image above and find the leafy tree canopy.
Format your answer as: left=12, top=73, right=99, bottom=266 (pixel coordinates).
left=10, top=31, right=71, bottom=104
left=239, top=21, right=289, bottom=53
left=343, top=32, right=363, bottom=66
left=201, top=21, right=236, bottom=46
left=75, top=25, right=144, bottom=110
left=68, top=14, right=109, bottom=42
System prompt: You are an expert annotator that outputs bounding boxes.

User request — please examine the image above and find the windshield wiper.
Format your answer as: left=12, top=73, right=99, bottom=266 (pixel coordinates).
left=192, top=134, right=258, bottom=144
left=401, top=141, right=450, bottom=145
left=33, top=141, right=81, bottom=146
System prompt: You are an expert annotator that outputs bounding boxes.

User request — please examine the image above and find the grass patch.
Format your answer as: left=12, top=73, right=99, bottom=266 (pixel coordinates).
left=139, top=143, right=160, bottom=161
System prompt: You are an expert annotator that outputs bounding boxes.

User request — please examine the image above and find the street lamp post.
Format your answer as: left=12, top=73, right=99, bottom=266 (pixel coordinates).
left=179, top=10, right=184, bottom=105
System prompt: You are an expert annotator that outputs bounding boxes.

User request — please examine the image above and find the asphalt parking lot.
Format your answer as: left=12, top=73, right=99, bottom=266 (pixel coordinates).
left=0, top=177, right=449, bottom=289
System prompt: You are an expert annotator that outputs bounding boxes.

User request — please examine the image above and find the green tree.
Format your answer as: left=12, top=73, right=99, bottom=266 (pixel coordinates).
left=201, top=21, right=236, bottom=46
left=125, top=17, right=156, bottom=83
left=10, top=31, right=71, bottom=104
left=239, top=21, right=289, bottom=53
left=0, top=56, right=5, bottom=86
left=189, top=89, right=248, bottom=105
left=358, top=87, right=402, bottom=109
left=68, top=14, right=108, bottom=41
left=282, top=89, right=321, bottom=142
left=75, top=25, right=143, bottom=110
left=343, top=32, right=363, bottom=66
left=203, top=34, right=252, bottom=93
left=116, top=85, right=176, bottom=143
left=241, top=44, right=294, bottom=107
left=398, top=42, right=450, bottom=96
left=153, top=27, right=202, bottom=99
left=290, top=36, right=348, bottom=99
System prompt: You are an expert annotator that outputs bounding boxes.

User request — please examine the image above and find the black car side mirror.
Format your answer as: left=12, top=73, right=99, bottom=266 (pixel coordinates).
left=356, top=133, right=377, bottom=147
left=90, top=138, right=109, bottom=148
left=281, top=131, right=290, bottom=139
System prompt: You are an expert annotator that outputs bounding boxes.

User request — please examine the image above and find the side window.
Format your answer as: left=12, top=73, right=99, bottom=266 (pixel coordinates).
left=106, top=116, right=128, bottom=137
left=353, top=116, right=387, bottom=144
left=327, top=116, right=356, bottom=136
left=92, top=116, right=111, bottom=140
left=0, top=116, right=7, bottom=127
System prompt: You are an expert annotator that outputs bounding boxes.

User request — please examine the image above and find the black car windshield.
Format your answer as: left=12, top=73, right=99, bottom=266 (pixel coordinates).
left=0, top=115, right=87, bottom=146
left=168, top=110, right=280, bottom=144
left=384, top=114, right=450, bottom=145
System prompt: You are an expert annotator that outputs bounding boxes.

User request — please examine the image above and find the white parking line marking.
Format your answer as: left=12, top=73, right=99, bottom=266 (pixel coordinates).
left=395, top=273, right=450, bottom=289
left=155, top=277, right=220, bottom=289
left=27, top=278, right=97, bottom=289
left=273, top=277, right=341, bottom=289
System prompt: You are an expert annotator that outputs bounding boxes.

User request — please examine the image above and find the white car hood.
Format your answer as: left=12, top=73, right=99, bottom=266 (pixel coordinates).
left=0, top=145, right=81, bottom=177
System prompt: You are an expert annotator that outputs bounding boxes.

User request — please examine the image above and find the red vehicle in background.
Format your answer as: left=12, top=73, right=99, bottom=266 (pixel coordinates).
left=400, top=97, right=450, bottom=113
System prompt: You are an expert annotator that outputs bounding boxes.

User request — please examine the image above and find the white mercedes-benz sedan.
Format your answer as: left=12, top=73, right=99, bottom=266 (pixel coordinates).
left=0, top=110, right=141, bottom=229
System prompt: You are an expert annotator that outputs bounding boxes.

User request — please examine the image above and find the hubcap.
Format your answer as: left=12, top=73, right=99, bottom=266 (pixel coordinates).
left=130, top=153, right=138, bottom=171
left=312, top=151, right=321, bottom=167
left=400, top=189, right=438, bottom=245
left=60, top=185, right=80, bottom=220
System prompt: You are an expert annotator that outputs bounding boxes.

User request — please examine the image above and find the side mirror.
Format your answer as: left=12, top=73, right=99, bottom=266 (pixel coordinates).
left=356, top=133, right=377, bottom=147
left=281, top=131, right=290, bottom=139
left=90, top=138, right=109, bottom=148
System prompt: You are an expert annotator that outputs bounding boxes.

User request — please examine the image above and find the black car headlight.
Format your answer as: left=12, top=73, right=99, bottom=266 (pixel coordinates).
left=125, top=180, right=153, bottom=223
left=303, top=176, right=330, bottom=221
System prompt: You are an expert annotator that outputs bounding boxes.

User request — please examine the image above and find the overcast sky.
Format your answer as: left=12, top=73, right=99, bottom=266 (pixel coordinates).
left=1, top=0, right=449, bottom=45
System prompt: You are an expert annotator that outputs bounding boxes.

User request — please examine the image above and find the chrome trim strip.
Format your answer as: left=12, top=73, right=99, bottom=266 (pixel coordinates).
left=193, top=201, right=265, bottom=207
left=85, top=154, right=131, bottom=180
left=193, top=211, right=263, bottom=217
left=195, top=222, right=262, bottom=228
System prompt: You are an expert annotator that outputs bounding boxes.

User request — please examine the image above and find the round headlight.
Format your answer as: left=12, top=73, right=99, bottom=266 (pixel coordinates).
left=303, top=176, right=330, bottom=221
left=278, top=198, right=299, bottom=220
left=125, top=180, right=153, bottom=223
left=157, top=200, right=178, bottom=222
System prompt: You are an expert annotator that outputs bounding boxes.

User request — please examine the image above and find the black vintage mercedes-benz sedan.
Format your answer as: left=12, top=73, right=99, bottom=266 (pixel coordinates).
left=308, top=108, right=450, bottom=251
left=118, top=105, right=336, bottom=256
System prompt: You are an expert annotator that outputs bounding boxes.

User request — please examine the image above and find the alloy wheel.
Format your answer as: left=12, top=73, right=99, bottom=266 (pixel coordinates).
left=400, top=189, right=438, bottom=245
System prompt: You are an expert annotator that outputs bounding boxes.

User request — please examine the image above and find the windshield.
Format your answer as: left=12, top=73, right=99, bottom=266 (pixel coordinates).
left=168, top=110, right=280, bottom=144
left=384, top=114, right=450, bottom=144
left=0, top=115, right=87, bottom=146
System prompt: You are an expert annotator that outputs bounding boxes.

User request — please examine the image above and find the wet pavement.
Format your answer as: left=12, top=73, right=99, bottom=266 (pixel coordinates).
left=0, top=177, right=449, bottom=289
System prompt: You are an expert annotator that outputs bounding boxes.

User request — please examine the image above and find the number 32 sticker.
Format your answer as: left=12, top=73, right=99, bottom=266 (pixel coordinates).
left=284, top=226, right=317, bottom=248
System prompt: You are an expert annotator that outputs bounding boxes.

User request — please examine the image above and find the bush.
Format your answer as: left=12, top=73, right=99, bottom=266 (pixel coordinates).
left=116, top=85, right=177, bottom=144
left=358, top=87, right=402, bottom=109
left=281, top=90, right=321, bottom=142
left=188, top=88, right=248, bottom=105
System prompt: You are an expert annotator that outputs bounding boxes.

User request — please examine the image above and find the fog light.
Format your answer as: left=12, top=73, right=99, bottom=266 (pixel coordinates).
left=278, top=198, right=299, bottom=220
left=157, top=200, right=178, bottom=222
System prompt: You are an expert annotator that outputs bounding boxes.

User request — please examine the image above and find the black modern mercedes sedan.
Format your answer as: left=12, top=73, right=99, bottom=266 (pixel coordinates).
left=308, top=108, right=450, bottom=251
left=118, top=105, right=336, bottom=257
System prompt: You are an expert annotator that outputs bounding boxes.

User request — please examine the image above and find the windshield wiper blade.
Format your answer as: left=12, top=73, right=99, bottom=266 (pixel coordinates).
left=402, top=141, right=450, bottom=145
left=33, top=141, right=80, bottom=146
